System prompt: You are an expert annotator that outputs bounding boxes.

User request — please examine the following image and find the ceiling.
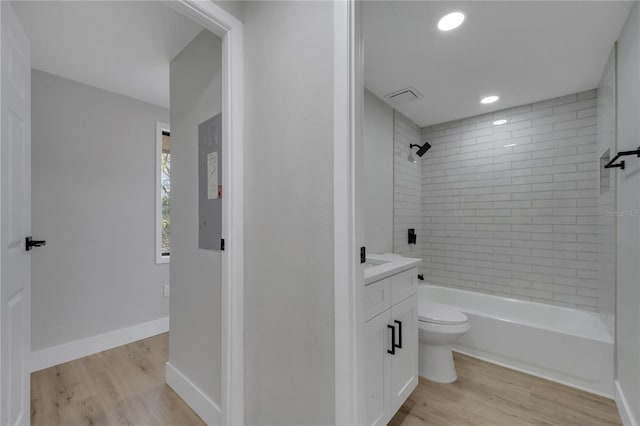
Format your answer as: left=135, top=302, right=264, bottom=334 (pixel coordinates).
left=13, top=1, right=205, bottom=108
left=363, top=1, right=633, bottom=127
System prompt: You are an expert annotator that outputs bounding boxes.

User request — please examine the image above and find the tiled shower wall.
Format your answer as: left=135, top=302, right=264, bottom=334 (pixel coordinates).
left=597, top=48, right=616, bottom=332
left=420, top=90, right=599, bottom=311
left=393, top=111, right=423, bottom=259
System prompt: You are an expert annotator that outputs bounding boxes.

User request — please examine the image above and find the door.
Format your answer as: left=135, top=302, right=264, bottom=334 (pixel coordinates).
left=0, top=2, right=31, bottom=425
left=363, top=309, right=392, bottom=426
left=390, top=295, right=418, bottom=414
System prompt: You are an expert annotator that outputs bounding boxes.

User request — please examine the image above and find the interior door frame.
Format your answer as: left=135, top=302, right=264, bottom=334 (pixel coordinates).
left=165, top=2, right=244, bottom=424
left=334, top=0, right=365, bottom=424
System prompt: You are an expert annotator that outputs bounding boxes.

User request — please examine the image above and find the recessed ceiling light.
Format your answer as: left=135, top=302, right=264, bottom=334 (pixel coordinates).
left=481, top=95, right=500, bottom=104
left=493, top=119, right=508, bottom=125
left=504, top=144, right=516, bottom=148
left=438, top=12, right=465, bottom=31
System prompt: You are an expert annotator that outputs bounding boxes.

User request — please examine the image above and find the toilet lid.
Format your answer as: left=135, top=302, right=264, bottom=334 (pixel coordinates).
left=419, top=302, right=468, bottom=325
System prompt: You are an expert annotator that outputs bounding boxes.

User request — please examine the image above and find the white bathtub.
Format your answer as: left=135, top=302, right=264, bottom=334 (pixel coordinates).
left=420, top=284, right=614, bottom=398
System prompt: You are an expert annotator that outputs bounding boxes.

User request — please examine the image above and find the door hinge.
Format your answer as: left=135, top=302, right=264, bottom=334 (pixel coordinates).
left=221, top=238, right=225, bottom=251
left=360, top=246, right=366, bottom=264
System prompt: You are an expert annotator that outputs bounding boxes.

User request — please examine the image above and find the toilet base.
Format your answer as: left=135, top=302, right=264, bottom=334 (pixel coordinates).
left=419, top=343, right=457, bottom=383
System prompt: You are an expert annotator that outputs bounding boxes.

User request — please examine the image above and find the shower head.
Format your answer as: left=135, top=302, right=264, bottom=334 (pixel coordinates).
left=410, top=142, right=431, bottom=158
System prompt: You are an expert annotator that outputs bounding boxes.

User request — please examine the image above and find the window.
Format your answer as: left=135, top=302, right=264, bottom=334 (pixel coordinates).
left=156, top=122, right=171, bottom=263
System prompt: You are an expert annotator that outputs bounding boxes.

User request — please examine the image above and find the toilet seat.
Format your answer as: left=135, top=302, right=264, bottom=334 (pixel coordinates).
left=419, top=302, right=468, bottom=325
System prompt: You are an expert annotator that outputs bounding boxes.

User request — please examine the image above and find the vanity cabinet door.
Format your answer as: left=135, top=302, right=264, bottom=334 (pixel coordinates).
left=390, top=294, right=419, bottom=414
left=364, top=309, right=392, bottom=426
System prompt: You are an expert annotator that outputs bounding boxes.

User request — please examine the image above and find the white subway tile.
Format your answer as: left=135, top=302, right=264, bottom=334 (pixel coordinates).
left=418, top=90, right=600, bottom=308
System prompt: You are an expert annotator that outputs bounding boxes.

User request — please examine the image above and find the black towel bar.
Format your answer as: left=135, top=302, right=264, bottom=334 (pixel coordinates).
left=604, top=147, right=640, bottom=170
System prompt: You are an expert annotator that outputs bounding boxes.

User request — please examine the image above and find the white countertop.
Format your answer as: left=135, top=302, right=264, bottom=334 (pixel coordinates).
left=364, top=253, right=422, bottom=285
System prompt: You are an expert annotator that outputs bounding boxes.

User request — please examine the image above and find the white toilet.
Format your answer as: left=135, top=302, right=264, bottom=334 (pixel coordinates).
left=418, top=301, right=470, bottom=383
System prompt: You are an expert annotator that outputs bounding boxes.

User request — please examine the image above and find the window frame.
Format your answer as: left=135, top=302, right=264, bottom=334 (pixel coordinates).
left=156, top=121, right=171, bottom=264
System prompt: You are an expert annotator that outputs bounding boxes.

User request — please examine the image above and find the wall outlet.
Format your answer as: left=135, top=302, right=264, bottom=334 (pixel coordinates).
left=163, top=284, right=170, bottom=298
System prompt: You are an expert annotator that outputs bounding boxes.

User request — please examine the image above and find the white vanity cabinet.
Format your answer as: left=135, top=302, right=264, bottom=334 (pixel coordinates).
left=364, top=266, right=419, bottom=426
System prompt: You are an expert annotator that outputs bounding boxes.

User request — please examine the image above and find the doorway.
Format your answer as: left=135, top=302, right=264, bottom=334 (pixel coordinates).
left=0, top=1, right=244, bottom=425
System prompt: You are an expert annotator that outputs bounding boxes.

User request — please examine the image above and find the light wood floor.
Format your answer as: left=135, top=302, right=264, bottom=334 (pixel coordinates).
left=31, top=333, right=205, bottom=426
left=390, top=352, right=622, bottom=426
left=32, top=337, right=621, bottom=426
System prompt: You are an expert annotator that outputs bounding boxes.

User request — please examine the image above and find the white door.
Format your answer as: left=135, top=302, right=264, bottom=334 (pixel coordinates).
left=390, top=295, right=418, bottom=414
left=0, top=2, right=31, bottom=425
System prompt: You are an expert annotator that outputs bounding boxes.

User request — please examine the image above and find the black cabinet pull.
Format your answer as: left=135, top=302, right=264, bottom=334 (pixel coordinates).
left=387, top=324, right=395, bottom=355
left=394, top=320, right=403, bottom=349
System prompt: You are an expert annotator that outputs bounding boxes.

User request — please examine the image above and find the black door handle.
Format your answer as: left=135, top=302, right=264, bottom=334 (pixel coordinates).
left=394, top=320, right=402, bottom=349
left=387, top=324, right=395, bottom=355
left=26, top=237, right=46, bottom=251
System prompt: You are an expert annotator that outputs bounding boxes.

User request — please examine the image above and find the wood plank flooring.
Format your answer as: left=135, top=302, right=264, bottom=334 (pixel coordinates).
left=32, top=336, right=621, bottom=426
left=390, top=352, right=622, bottom=426
left=31, top=333, right=204, bottom=426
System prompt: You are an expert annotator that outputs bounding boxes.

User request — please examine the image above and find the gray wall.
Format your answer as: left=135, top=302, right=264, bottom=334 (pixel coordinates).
left=168, top=30, right=223, bottom=406
left=364, top=89, right=394, bottom=254
left=596, top=47, right=616, bottom=336
left=364, top=89, right=423, bottom=258
left=393, top=111, right=422, bottom=259
left=243, top=1, right=335, bottom=424
left=31, top=69, right=169, bottom=351
left=215, top=0, right=244, bottom=22
left=615, top=2, right=640, bottom=422
left=421, top=91, right=599, bottom=310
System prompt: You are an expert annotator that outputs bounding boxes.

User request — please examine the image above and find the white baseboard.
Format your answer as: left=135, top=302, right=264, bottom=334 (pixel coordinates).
left=166, top=362, right=222, bottom=425
left=30, top=316, right=169, bottom=373
left=616, top=380, right=638, bottom=426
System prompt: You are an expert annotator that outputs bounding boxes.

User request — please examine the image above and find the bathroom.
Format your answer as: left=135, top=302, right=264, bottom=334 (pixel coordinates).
left=361, top=2, right=637, bottom=425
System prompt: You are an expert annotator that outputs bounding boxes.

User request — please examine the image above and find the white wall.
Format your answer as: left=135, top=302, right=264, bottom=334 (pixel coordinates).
left=30, top=69, right=169, bottom=351
left=394, top=111, right=422, bottom=259
left=168, top=30, right=223, bottom=406
left=615, top=2, right=640, bottom=423
left=243, top=1, right=335, bottom=424
left=596, top=47, right=616, bottom=335
left=421, top=91, right=599, bottom=310
left=364, top=89, right=394, bottom=254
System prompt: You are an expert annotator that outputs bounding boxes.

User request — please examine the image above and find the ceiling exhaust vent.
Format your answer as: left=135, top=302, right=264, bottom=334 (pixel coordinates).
left=384, top=87, right=423, bottom=106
